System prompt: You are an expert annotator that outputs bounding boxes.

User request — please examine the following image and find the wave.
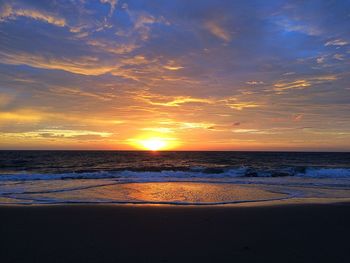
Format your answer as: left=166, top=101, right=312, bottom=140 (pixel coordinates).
left=1, top=167, right=350, bottom=182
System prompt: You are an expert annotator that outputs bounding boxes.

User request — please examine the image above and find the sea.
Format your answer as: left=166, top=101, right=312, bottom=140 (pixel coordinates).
left=1, top=151, right=350, bottom=205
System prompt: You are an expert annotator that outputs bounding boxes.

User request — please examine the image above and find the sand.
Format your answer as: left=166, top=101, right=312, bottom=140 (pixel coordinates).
left=1, top=203, right=350, bottom=262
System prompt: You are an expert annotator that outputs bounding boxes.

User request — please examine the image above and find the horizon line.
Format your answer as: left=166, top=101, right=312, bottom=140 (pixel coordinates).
left=0, top=149, right=349, bottom=153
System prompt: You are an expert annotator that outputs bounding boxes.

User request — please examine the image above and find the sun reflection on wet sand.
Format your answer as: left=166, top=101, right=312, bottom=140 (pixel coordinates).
left=10, top=182, right=289, bottom=204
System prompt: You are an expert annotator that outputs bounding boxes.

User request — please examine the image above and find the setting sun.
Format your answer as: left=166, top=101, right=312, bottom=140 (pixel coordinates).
left=128, top=135, right=180, bottom=151
left=141, top=138, right=167, bottom=151
left=128, top=136, right=179, bottom=151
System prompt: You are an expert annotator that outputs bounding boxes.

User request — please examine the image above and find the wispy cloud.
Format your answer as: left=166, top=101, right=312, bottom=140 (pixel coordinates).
left=0, top=110, right=43, bottom=122
left=87, top=40, right=138, bottom=55
left=246, top=81, right=264, bottom=85
left=143, top=95, right=213, bottom=107
left=233, top=129, right=275, bottom=134
left=100, top=0, right=118, bottom=17
left=325, top=39, right=348, bottom=46
left=222, top=97, right=261, bottom=110
left=1, top=129, right=112, bottom=140
left=275, top=18, right=322, bottom=36
left=316, top=57, right=325, bottom=64
left=0, top=51, right=114, bottom=75
left=292, top=113, right=303, bottom=122
left=0, top=3, right=66, bottom=27
left=163, top=60, right=184, bottom=71
left=204, top=21, right=232, bottom=42
left=333, top=54, right=345, bottom=61
left=273, top=75, right=337, bottom=92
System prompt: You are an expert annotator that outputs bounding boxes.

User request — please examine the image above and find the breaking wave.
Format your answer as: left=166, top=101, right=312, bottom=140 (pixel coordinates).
left=1, top=167, right=350, bottom=182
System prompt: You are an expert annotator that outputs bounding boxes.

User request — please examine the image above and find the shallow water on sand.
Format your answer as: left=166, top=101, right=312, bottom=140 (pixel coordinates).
left=1, top=178, right=350, bottom=205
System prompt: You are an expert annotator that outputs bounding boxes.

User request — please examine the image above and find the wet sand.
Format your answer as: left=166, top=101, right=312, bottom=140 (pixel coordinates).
left=1, top=203, right=350, bottom=263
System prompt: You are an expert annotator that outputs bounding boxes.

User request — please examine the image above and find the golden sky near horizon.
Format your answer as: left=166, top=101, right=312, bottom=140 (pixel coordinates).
left=0, top=0, right=350, bottom=151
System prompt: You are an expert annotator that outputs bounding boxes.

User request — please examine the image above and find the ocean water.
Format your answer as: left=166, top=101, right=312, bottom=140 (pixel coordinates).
left=0, top=151, right=350, bottom=205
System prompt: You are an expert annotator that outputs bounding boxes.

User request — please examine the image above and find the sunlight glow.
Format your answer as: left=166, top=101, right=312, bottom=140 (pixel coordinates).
left=141, top=138, right=167, bottom=151
left=128, top=136, right=179, bottom=151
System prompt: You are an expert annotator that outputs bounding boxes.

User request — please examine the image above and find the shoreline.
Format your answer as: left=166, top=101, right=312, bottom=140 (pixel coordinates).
left=2, top=180, right=350, bottom=206
left=1, top=199, right=350, bottom=208
left=1, top=198, right=350, bottom=207
left=1, top=195, right=350, bottom=207
left=1, top=202, right=350, bottom=262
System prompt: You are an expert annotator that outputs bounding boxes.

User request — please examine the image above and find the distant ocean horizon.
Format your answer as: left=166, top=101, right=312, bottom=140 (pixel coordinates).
left=1, top=151, right=350, bottom=153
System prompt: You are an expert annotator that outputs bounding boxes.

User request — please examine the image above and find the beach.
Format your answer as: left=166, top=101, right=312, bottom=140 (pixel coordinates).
left=1, top=203, right=350, bottom=263
left=1, top=151, right=350, bottom=262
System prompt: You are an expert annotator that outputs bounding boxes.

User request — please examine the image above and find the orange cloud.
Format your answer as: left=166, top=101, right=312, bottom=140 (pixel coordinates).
left=273, top=75, right=337, bottom=92
left=0, top=51, right=115, bottom=75
left=138, top=91, right=214, bottom=107
left=0, top=110, right=43, bottom=123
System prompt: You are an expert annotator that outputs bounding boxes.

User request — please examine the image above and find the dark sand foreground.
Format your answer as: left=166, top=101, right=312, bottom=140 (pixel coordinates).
left=1, top=203, right=350, bottom=263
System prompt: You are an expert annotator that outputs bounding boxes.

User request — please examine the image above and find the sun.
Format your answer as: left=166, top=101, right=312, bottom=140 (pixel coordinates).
left=128, top=135, right=179, bottom=151
left=140, top=138, right=167, bottom=151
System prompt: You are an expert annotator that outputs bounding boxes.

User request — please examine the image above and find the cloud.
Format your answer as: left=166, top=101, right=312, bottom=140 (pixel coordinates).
left=0, top=51, right=114, bottom=75
left=1, top=129, right=112, bottom=141
left=0, top=49, right=181, bottom=82
left=127, top=11, right=167, bottom=41
left=333, top=54, right=345, bottom=61
left=145, top=96, right=213, bottom=107
left=246, top=81, right=264, bottom=85
left=158, top=121, right=215, bottom=130
left=274, top=80, right=311, bottom=91
left=0, top=48, right=167, bottom=81
left=0, top=110, right=42, bottom=123
left=50, top=87, right=116, bottom=101
left=325, top=39, right=348, bottom=46
left=222, top=98, right=261, bottom=110
left=100, top=0, right=118, bottom=17
left=163, top=61, right=184, bottom=71
left=134, top=13, right=157, bottom=29
left=292, top=114, right=303, bottom=122
left=316, top=57, right=325, bottom=64
left=273, top=75, right=337, bottom=92
left=226, top=103, right=260, bottom=110
left=204, top=21, right=232, bottom=42
left=276, top=19, right=322, bottom=36
left=232, top=129, right=273, bottom=134
left=163, top=65, right=184, bottom=71
left=139, top=90, right=263, bottom=112
left=0, top=3, right=66, bottom=27
left=37, top=129, right=112, bottom=139
left=139, top=92, right=262, bottom=111
left=282, top=72, right=295, bottom=76
left=87, top=40, right=138, bottom=55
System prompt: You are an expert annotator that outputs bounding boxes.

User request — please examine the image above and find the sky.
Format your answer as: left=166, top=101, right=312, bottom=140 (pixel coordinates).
left=0, top=0, right=349, bottom=151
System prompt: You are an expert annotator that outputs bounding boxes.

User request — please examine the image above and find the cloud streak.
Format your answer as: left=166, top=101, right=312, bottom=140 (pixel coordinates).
left=205, top=21, right=232, bottom=42
left=0, top=3, right=66, bottom=27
